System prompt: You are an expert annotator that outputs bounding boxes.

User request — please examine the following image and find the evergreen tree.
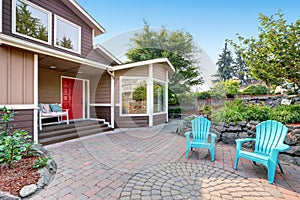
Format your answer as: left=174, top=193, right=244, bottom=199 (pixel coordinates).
left=233, top=52, right=252, bottom=86
left=58, top=36, right=73, bottom=50
left=215, top=43, right=234, bottom=82
left=16, top=2, right=48, bottom=42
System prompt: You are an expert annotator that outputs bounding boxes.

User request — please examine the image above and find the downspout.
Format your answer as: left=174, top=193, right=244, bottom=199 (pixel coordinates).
left=107, top=69, right=115, bottom=128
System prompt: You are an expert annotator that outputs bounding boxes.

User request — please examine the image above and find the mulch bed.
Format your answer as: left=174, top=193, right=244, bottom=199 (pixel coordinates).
left=0, top=156, right=41, bottom=196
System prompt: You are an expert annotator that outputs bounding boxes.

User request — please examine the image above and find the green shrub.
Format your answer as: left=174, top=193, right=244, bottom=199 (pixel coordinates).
left=211, top=100, right=248, bottom=124
left=244, top=104, right=270, bottom=122
left=241, top=84, right=268, bottom=95
left=196, top=91, right=211, bottom=99
left=269, top=105, right=300, bottom=124
left=33, top=156, right=52, bottom=169
left=0, top=107, right=34, bottom=168
left=224, top=80, right=240, bottom=97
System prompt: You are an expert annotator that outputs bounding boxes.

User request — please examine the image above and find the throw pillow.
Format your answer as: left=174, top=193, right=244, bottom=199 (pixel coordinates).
left=50, top=104, right=62, bottom=112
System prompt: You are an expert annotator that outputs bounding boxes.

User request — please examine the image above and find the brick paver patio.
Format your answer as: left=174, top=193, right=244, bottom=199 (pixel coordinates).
left=30, top=120, right=300, bottom=200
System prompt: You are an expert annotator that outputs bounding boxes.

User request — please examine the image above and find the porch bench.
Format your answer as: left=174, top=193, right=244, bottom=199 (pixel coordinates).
left=38, top=103, right=69, bottom=130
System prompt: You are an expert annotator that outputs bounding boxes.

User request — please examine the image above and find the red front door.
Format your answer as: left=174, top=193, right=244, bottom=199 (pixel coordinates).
left=62, top=77, right=83, bottom=120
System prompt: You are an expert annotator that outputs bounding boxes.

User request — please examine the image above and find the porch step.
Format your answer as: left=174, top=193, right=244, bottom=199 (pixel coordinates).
left=38, top=120, right=113, bottom=145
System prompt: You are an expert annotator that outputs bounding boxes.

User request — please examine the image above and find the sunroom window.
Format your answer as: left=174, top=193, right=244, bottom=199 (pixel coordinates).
left=153, top=81, right=166, bottom=113
left=13, top=0, right=51, bottom=44
left=121, top=78, right=147, bottom=115
left=54, top=15, right=81, bottom=53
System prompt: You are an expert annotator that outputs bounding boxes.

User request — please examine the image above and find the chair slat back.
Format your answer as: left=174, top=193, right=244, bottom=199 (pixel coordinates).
left=191, top=117, right=211, bottom=142
left=254, top=120, right=288, bottom=155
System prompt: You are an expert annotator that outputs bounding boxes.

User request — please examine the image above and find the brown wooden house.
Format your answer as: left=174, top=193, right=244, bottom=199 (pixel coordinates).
left=0, top=0, right=174, bottom=143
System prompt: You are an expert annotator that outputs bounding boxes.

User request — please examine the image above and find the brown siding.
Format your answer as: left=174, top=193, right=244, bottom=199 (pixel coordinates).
left=90, top=72, right=111, bottom=104
left=153, top=114, right=167, bottom=126
left=0, top=46, right=34, bottom=104
left=90, top=106, right=111, bottom=123
left=3, top=0, right=93, bottom=58
left=114, top=107, right=149, bottom=128
left=11, top=109, right=33, bottom=137
left=153, top=64, right=167, bottom=81
left=38, top=68, right=61, bottom=103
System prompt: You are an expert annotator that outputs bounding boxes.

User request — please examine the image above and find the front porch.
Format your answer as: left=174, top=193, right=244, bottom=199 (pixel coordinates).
left=38, top=119, right=112, bottom=145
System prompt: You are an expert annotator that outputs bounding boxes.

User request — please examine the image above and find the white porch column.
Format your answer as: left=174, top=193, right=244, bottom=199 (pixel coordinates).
left=110, top=71, right=115, bottom=128
left=148, top=64, right=154, bottom=127
left=165, top=70, right=169, bottom=122
left=33, top=54, right=38, bottom=143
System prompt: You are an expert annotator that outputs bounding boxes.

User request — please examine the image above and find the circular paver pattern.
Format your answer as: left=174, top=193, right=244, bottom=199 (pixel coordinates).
left=120, top=163, right=276, bottom=200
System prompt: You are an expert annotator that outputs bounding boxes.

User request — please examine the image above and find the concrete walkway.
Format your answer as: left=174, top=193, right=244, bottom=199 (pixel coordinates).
left=31, top=120, right=300, bottom=200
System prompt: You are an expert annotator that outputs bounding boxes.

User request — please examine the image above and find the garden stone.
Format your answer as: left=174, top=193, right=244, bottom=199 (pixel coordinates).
left=238, top=132, right=249, bottom=139
left=287, top=146, right=300, bottom=156
left=19, top=184, right=37, bottom=198
left=279, top=154, right=296, bottom=165
left=237, top=121, right=247, bottom=127
left=222, top=132, right=237, bottom=144
left=225, top=126, right=242, bottom=132
left=285, top=132, right=299, bottom=145
left=0, top=191, right=20, bottom=200
left=37, top=168, right=51, bottom=189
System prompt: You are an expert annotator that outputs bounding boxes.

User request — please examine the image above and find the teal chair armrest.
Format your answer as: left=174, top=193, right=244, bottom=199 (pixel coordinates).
left=274, top=144, right=290, bottom=152
left=271, top=144, right=290, bottom=161
left=209, top=132, right=217, bottom=143
left=235, top=138, right=255, bottom=151
left=184, top=131, right=191, bottom=137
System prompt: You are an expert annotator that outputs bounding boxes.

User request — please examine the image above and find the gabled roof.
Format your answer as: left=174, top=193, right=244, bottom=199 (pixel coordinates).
left=61, top=0, right=105, bottom=36
left=113, top=58, right=176, bottom=75
left=94, top=44, right=122, bottom=65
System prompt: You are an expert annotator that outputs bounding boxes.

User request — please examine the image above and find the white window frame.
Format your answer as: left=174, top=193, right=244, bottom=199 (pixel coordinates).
left=12, top=0, right=52, bottom=45
left=54, top=15, right=81, bottom=54
left=120, top=76, right=149, bottom=117
left=153, top=78, right=167, bottom=115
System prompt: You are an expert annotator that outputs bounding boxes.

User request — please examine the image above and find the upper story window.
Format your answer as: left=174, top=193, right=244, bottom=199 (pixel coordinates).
left=54, top=15, right=81, bottom=54
left=12, top=0, right=51, bottom=44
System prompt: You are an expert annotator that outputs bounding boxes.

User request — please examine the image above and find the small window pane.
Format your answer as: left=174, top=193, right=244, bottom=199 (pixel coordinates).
left=15, top=0, right=49, bottom=42
left=55, top=17, right=79, bottom=52
left=122, top=79, right=147, bottom=115
left=154, top=82, right=165, bottom=113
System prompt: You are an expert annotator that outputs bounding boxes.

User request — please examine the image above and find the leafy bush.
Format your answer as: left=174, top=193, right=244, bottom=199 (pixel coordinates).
left=0, top=107, right=34, bottom=168
left=132, top=86, right=146, bottom=101
left=211, top=100, right=248, bottom=124
left=33, top=156, right=52, bottom=169
left=196, top=91, right=211, bottom=99
left=241, top=84, right=268, bottom=95
left=224, top=80, right=240, bottom=97
left=211, top=100, right=300, bottom=124
left=244, top=104, right=270, bottom=122
left=269, top=105, right=300, bottom=124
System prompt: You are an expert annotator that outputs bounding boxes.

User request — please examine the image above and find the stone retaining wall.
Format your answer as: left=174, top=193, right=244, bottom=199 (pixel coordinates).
left=181, top=120, right=300, bottom=166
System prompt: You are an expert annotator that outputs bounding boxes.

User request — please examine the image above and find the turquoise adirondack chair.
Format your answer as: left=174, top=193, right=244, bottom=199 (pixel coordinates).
left=185, top=116, right=217, bottom=161
left=234, top=120, right=290, bottom=184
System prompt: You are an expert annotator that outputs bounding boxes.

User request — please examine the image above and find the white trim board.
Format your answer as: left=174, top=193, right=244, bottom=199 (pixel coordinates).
left=113, top=58, right=175, bottom=72
left=0, top=34, right=111, bottom=70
